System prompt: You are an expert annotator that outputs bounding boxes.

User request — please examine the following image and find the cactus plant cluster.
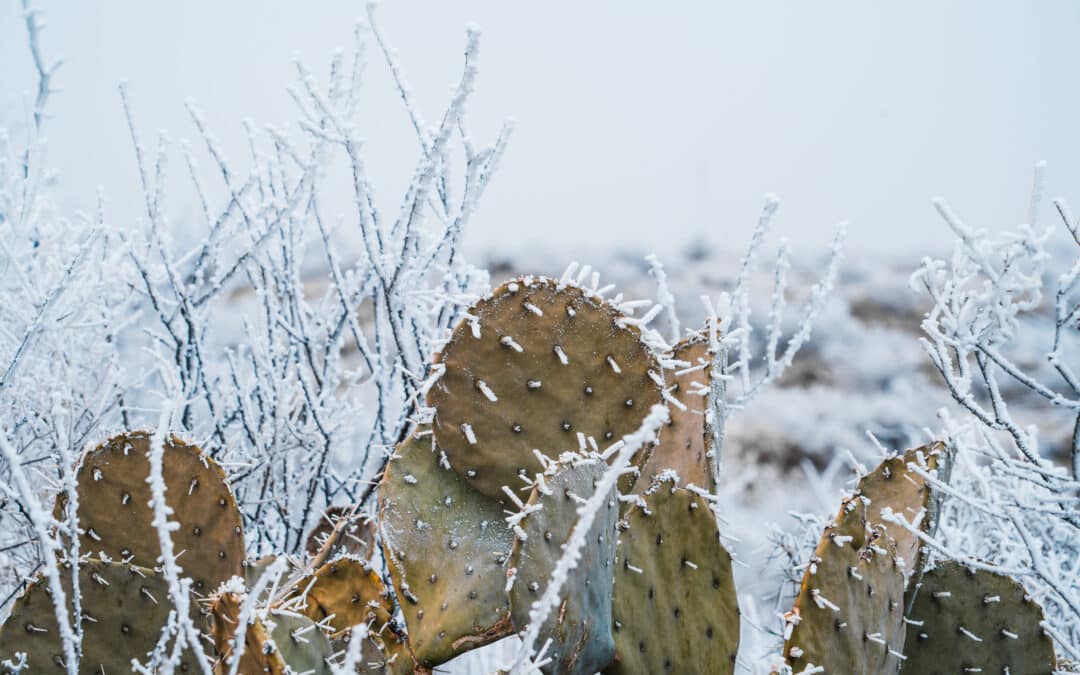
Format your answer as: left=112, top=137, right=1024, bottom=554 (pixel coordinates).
left=378, top=275, right=741, bottom=673
left=780, top=443, right=1058, bottom=674
left=0, top=432, right=402, bottom=673
left=0, top=558, right=202, bottom=672
left=0, top=275, right=1066, bottom=674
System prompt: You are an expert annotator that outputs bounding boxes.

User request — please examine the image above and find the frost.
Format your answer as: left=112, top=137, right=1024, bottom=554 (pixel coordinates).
left=2, top=1, right=1077, bottom=671
left=0, top=2, right=509, bottom=670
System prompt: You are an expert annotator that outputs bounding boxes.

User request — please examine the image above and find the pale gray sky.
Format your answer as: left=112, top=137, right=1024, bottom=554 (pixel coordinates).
left=3, top=1, right=1078, bottom=258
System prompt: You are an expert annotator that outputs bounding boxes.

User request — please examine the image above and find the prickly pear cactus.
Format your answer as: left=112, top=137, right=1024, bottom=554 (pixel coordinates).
left=330, top=626, right=421, bottom=675
left=379, top=428, right=514, bottom=667
left=783, top=496, right=906, bottom=674
left=286, top=557, right=396, bottom=635
left=508, top=458, right=618, bottom=675
left=428, top=277, right=662, bottom=499
left=857, top=442, right=943, bottom=577
left=0, top=559, right=204, bottom=672
left=635, top=336, right=716, bottom=493
left=264, top=611, right=335, bottom=675
left=211, top=590, right=334, bottom=674
left=606, top=479, right=739, bottom=674
left=305, top=505, right=377, bottom=562
left=211, top=589, right=270, bottom=674
left=55, top=431, right=244, bottom=598
left=902, top=561, right=1056, bottom=674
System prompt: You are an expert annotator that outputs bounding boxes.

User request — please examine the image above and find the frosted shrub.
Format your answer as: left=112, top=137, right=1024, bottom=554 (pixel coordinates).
left=899, top=165, right=1080, bottom=657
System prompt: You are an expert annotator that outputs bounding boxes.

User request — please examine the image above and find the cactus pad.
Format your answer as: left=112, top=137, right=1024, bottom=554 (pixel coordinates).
left=210, top=589, right=272, bottom=673
left=508, top=458, right=618, bottom=675
left=286, top=557, right=396, bottom=635
left=0, top=559, right=203, bottom=672
left=428, top=277, right=662, bottom=499
left=379, top=428, right=514, bottom=667
left=635, top=336, right=715, bottom=493
left=606, top=481, right=739, bottom=674
left=857, top=443, right=942, bottom=577
left=305, top=505, right=377, bottom=562
left=56, top=431, right=244, bottom=598
left=329, top=626, right=420, bottom=674
left=902, top=561, right=1056, bottom=674
left=784, top=496, right=906, bottom=674
left=263, top=611, right=334, bottom=674
left=211, top=591, right=334, bottom=674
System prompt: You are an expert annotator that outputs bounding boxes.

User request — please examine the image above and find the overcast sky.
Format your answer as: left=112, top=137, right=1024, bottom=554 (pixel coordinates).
left=2, top=1, right=1078, bottom=259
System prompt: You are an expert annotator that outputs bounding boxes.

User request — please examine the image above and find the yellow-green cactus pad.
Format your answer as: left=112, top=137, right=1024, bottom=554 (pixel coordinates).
left=784, top=496, right=906, bottom=674
left=857, top=442, right=943, bottom=579
left=285, top=557, right=396, bottom=635
left=508, top=458, right=618, bottom=675
left=0, top=559, right=204, bottom=672
left=428, top=277, right=662, bottom=499
left=56, top=431, right=244, bottom=599
left=606, top=481, right=739, bottom=674
left=635, top=336, right=715, bottom=493
left=379, top=429, right=514, bottom=668
left=211, top=589, right=271, bottom=673
left=304, top=505, right=377, bottom=562
left=902, top=561, right=1056, bottom=674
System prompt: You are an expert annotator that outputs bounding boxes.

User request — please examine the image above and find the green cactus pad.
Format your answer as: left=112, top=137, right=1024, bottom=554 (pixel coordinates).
left=55, top=431, right=244, bottom=599
left=428, top=277, right=662, bottom=499
left=857, top=443, right=943, bottom=578
left=902, top=561, right=1056, bottom=674
left=784, top=496, right=906, bottom=674
left=286, top=557, right=396, bottom=635
left=508, top=458, right=618, bottom=675
left=635, top=336, right=715, bottom=493
left=264, top=611, right=334, bottom=675
left=379, top=429, right=514, bottom=668
left=606, top=481, right=739, bottom=674
left=305, top=505, right=377, bottom=562
left=0, top=559, right=204, bottom=672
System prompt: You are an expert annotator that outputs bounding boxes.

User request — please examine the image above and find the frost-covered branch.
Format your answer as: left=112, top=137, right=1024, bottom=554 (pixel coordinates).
left=912, top=165, right=1079, bottom=475
left=1, top=0, right=125, bottom=624
left=0, top=432, right=77, bottom=674
left=909, top=165, right=1080, bottom=656
left=699, top=197, right=846, bottom=476
left=109, top=9, right=509, bottom=557
left=0, top=3, right=510, bottom=665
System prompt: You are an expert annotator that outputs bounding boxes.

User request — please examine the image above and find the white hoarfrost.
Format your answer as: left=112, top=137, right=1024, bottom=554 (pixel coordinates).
left=2, top=1, right=1077, bottom=673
